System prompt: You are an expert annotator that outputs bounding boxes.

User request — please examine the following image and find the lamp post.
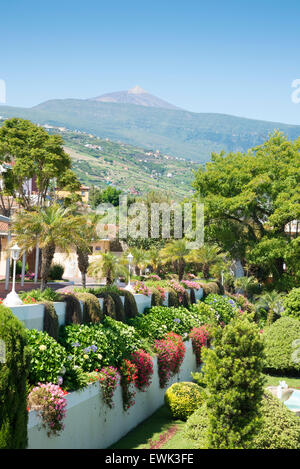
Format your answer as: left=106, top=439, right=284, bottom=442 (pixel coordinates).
left=3, top=244, right=23, bottom=307
left=126, top=252, right=133, bottom=290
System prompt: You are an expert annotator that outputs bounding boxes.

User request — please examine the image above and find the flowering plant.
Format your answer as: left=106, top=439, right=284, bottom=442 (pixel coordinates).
left=148, top=274, right=161, bottom=281
left=28, top=383, right=67, bottom=437
left=154, top=332, right=185, bottom=388
left=189, top=326, right=211, bottom=365
left=181, top=280, right=201, bottom=291
left=133, top=281, right=152, bottom=296
left=186, top=273, right=196, bottom=279
left=119, top=359, right=138, bottom=411
left=155, top=285, right=166, bottom=302
left=98, top=366, right=120, bottom=408
left=130, top=349, right=154, bottom=392
left=167, top=280, right=186, bottom=303
left=22, top=296, right=38, bottom=304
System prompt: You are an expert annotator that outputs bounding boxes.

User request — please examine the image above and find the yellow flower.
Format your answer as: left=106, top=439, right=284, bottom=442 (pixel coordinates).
left=39, top=345, right=47, bottom=351
left=83, top=354, right=89, bottom=359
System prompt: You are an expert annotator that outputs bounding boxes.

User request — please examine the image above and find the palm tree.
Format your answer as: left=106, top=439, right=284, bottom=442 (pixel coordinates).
left=160, top=239, right=190, bottom=280
left=11, top=204, right=86, bottom=290
left=234, top=276, right=258, bottom=299
left=186, top=244, right=227, bottom=280
left=76, top=212, right=101, bottom=288
left=87, top=252, right=128, bottom=285
left=255, top=291, right=286, bottom=325
left=130, top=247, right=148, bottom=276
left=147, top=246, right=162, bottom=273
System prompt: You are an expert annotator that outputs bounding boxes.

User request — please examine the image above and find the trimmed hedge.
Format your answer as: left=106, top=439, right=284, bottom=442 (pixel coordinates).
left=0, top=305, right=30, bottom=449
left=60, top=293, right=82, bottom=325
left=263, top=317, right=300, bottom=375
left=75, top=292, right=103, bottom=323
left=119, top=289, right=138, bottom=319
left=283, top=288, right=300, bottom=320
left=42, top=300, right=59, bottom=340
left=165, top=382, right=204, bottom=421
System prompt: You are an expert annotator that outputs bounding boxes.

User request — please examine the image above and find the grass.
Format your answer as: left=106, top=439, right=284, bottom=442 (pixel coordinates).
left=110, top=405, right=190, bottom=449
left=263, top=374, right=300, bottom=389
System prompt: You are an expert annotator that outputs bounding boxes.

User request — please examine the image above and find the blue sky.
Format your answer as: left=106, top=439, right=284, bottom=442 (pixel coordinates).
left=1, top=0, right=300, bottom=124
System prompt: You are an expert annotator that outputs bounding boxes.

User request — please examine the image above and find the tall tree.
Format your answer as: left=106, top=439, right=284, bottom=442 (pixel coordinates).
left=192, top=131, right=300, bottom=284
left=0, top=118, right=80, bottom=213
left=87, top=252, right=128, bottom=285
left=160, top=238, right=190, bottom=280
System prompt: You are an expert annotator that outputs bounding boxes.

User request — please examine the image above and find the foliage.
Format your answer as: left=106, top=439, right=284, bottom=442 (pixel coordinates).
left=234, top=275, right=258, bottom=299
left=98, top=366, right=120, bottom=408
left=89, top=185, right=122, bottom=208
left=87, top=252, right=128, bottom=285
left=154, top=333, right=185, bottom=388
left=151, top=286, right=165, bottom=306
left=12, top=204, right=87, bottom=290
left=26, top=329, right=68, bottom=386
left=184, top=391, right=300, bottom=449
left=160, top=239, right=190, bottom=280
left=200, top=315, right=265, bottom=448
left=193, top=132, right=300, bottom=282
left=188, top=301, right=219, bottom=326
left=263, top=317, right=300, bottom=375
left=130, top=349, right=154, bottom=392
left=119, top=289, right=138, bottom=319
left=49, top=263, right=65, bottom=281
left=203, top=294, right=239, bottom=325
left=189, top=326, right=212, bottom=365
left=282, top=288, right=300, bottom=320
left=19, top=287, right=60, bottom=302
left=0, top=305, right=29, bottom=449
left=129, top=306, right=202, bottom=342
left=119, top=359, right=138, bottom=411
left=254, top=290, right=285, bottom=325
left=132, top=281, right=152, bottom=296
left=28, top=383, right=67, bottom=437
left=164, top=382, right=204, bottom=421
left=185, top=244, right=227, bottom=280
left=75, top=292, right=102, bottom=323
left=199, top=282, right=220, bottom=297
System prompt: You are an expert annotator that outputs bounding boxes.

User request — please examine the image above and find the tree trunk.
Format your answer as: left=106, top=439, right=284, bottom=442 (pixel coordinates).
left=203, top=263, right=210, bottom=280
left=178, top=260, right=184, bottom=281
left=40, top=243, right=55, bottom=291
left=76, top=247, right=89, bottom=288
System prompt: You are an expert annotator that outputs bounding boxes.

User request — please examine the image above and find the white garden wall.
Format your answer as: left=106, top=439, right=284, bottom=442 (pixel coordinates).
left=27, top=340, right=199, bottom=449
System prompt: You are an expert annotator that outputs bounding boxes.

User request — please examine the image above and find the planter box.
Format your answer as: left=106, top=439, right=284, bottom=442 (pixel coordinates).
left=134, top=293, right=152, bottom=314
left=162, top=292, right=169, bottom=306
left=27, top=340, right=198, bottom=449
left=194, top=288, right=203, bottom=301
left=53, top=302, right=66, bottom=327
left=9, top=303, right=45, bottom=331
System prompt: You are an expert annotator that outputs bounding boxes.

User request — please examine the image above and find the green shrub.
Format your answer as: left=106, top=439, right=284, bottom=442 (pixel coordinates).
left=10, top=259, right=28, bottom=277
left=151, top=288, right=164, bottom=307
left=199, top=282, right=220, bottom=298
left=26, top=329, right=67, bottom=385
left=107, top=291, right=125, bottom=322
left=189, top=302, right=218, bottom=326
left=0, top=305, right=30, bottom=449
left=119, top=289, right=138, bottom=319
left=75, top=292, right=103, bottom=323
left=164, top=382, right=204, bottom=421
left=167, top=288, right=180, bottom=307
left=129, top=306, right=201, bottom=342
left=200, top=315, right=265, bottom=448
left=184, top=392, right=300, bottom=449
left=263, top=317, right=300, bottom=375
left=203, top=294, right=238, bottom=325
left=49, top=263, right=64, bottom=281
left=283, top=288, right=300, bottom=320
left=19, top=287, right=60, bottom=302
left=102, top=293, right=117, bottom=319
left=42, top=300, right=59, bottom=340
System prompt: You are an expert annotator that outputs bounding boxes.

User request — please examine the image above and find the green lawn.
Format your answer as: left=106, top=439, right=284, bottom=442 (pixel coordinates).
left=263, top=374, right=300, bottom=388
left=110, top=405, right=190, bottom=450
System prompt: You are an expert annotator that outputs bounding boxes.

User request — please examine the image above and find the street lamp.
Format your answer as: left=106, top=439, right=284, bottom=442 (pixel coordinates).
left=126, top=252, right=133, bottom=290
left=3, top=243, right=23, bottom=307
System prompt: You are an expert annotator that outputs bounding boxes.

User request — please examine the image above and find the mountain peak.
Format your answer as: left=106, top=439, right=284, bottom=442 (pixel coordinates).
left=89, top=87, right=180, bottom=110
left=128, top=85, right=147, bottom=95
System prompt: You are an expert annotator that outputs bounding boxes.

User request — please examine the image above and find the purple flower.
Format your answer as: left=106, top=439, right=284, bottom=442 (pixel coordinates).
left=91, top=344, right=98, bottom=352
left=174, top=318, right=181, bottom=324
left=57, top=376, right=63, bottom=385
left=72, top=342, right=80, bottom=348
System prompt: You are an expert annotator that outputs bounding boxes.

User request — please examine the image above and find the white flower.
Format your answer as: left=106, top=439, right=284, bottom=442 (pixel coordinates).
left=39, top=345, right=47, bottom=351
left=97, top=354, right=103, bottom=360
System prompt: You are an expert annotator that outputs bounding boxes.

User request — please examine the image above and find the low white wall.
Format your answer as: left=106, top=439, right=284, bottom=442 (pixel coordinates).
left=27, top=340, right=199, bottom=449
left=10, top=304, right=44, bottom=331
left=194, top=288, right=203, bottom=301
left=134, top=294, right=152, bottom=314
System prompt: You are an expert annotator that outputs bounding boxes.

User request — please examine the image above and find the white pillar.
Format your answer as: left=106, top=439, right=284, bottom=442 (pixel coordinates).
left=5, top=231, right=11, bottom=291
left=34, top=242, right=40, bottom=284
left=21, top=252, right=26, bottom=287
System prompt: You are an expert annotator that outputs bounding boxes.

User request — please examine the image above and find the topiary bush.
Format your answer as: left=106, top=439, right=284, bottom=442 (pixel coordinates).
left=164, top=382, right=204, bottom=421
left=199, top=282, right=220, bottom=298
left=119, top=289, right=138, bottom=319
left=167, top=288, right=180, bottom=307
left=42, top=300, right=59, bottom=340
left=282, top=288, right=300, bottom=320
left=184, top=392, right=300, bottom=449
left=75, top=292, right=103, bottom=323
left=60, top=293, right=82, bottom=325
left=0, top=305, right=30, bottom=449
left=263, top=317, right=300, bottom=375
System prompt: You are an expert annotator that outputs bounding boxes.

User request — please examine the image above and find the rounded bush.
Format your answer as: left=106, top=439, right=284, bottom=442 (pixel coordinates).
left=184, top=392, right=300, bottom=449
left=263, top=317, right=300, bottom=375
left=49, top=263, right=64, bottom=281
left=164, top=382, right=203, bottom=421
left=0, top=305, right=30, bottom=449
left=75, top=292, right=103, bottom=323
left=283, top=288, right=300, bottom=320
